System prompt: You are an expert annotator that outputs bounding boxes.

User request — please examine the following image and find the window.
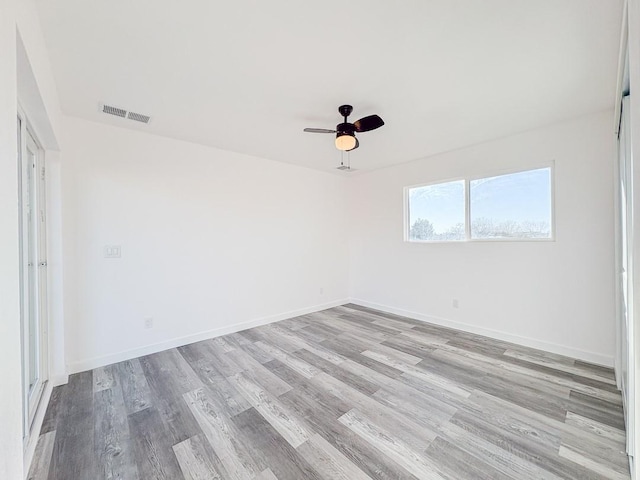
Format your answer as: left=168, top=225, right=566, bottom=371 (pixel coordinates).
left=470, top=168, right=552, bottom=239
left=406, top=166, right=553, bottom=242
left=408, top=180, right=465, bottom=241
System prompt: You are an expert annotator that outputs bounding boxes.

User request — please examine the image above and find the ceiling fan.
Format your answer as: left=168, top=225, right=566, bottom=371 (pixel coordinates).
left=304, top=105, right=384, bottom=151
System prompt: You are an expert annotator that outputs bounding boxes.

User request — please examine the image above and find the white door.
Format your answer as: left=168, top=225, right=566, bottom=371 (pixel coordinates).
left=17, top=112, right=48, bottom=439
left=618, top=95, right=635, bottom=456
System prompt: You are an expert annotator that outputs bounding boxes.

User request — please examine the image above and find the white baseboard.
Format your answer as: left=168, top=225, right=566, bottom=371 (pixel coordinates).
left=349, top=298, right=615, bottom=367
left=66, top=298, right=350, bottom=374
left=51, top=373, right=69, bottom=387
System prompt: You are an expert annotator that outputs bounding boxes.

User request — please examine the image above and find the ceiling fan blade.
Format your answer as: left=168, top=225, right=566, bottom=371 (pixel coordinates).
left=347, top=137, right=360, bottom=151
left=353, top=114, right=384, bottom=132
left=303, top=128, right=336, bottom=133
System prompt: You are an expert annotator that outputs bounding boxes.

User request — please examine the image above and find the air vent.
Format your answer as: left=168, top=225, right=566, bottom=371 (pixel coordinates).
left=102, top=104, right=126, bottom=118
left=100, top=104, right=151, bottom=124
left=126, top=111, right=151, bottom=124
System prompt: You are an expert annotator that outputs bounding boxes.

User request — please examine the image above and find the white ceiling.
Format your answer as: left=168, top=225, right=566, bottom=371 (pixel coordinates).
left=36, top=0, right=623, bottom=173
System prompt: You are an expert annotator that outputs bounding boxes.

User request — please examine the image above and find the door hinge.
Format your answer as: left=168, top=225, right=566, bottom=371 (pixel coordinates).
left=40, top=166, right=45, bottom=180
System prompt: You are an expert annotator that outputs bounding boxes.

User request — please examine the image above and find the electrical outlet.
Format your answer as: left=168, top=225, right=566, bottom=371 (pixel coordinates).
left=144, top=317, right=154, bottom=329
left=320, top=287, right=324, bottom=295
left=452, top=298, right=459, bottom=308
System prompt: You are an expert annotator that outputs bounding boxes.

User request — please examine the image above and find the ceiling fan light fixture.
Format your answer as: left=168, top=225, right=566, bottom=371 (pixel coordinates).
left=335, top=132, right=357, bottom=151
left=304, top=105, right=383, bottom=153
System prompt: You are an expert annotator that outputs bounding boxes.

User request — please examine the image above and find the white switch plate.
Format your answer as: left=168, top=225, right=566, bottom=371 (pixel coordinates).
left=103, top=245, right=122, bottom=258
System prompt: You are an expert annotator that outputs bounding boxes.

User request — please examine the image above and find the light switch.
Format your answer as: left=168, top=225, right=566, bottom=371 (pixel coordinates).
left=104, top=245, right=122, bottom=258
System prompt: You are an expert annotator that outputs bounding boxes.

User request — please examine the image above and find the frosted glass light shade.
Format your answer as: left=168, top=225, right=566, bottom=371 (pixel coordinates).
left=335, top=133, right=356, bottom=151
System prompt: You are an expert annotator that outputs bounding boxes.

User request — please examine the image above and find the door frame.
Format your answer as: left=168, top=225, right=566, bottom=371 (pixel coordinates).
left=17, top=104, right=49, bottom=442
left=618, top=94, right=635, bottom=459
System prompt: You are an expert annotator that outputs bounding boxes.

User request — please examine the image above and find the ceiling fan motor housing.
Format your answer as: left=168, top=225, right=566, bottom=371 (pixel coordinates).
left=336, top=122, right=355, bottom=136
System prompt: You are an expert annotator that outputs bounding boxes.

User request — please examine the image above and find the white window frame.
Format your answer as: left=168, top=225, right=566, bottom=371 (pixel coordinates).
left=404, top=162, right=556, bottom=243
left=403, top=177, right=467, bottom=243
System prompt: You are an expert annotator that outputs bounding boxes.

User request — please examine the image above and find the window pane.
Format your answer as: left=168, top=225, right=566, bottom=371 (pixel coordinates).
left=470, top=167, right=551, bottom=239
left=408, top=180, right=465, bottom=241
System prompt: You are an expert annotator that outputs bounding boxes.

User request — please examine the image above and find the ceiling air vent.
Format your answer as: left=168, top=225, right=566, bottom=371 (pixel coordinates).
left=100, top=104, right=152, bottom=124
left=126, top=111, right=151, bottom=124
left=102, top=104, right=126, bottom=118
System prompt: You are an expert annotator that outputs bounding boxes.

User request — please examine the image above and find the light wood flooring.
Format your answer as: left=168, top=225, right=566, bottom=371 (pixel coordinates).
left=30, top=304, right=630, bottom=479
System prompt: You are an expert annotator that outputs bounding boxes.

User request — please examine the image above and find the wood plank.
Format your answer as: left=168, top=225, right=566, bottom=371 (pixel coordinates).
left=339, top=409, right=444, bottom=480
left=309, top=372, right=438, bottom=450
left=140, top=349, right=206, bottom=397
left=173, top=434, right=227, bottom=480
left=227, top=372, right=313, bottom=448
left=93, top=365, right=116, bottom=393
left=428, top=418, right=563, bottom=480
left=361, top=343, right=423, bottom=366
left=184, top=388, right=260, bottom=479
left=232, top=406, right=323, bottom=480
left=211, top=336, right=237, bottom=353
left=186, top=357, right=253, bottom=416
left=114, top=358, right=154, bottom=415
left=238, top=341, right=276, bottom=364
left=266, top=360, right=352, bottom=419
left=432, top=343, right=615, bottom=402
left=225, top=348, right=293, bottom=397
left=296, top=433, right=372, bottom=480
left=40, top=385, right=65, bottom=434
left=561, top=439, right=630, bottom=476
left=179, top=341, right=243, bottom=378
left=503, top=349, right=617, bottom=385
left=27, top=431, right=56, bottom=480
left=255, top=341, right=320, bottom=379
left=362, top=349, right=471, bottom=398
left=128, top=407, right=184, bottom=480
left=320, top=336, right=405, bottom=379
left=380, top=335, right=438, bottom=360
left=564, top=411, right=626, bottom=446
left=447, top=410, right=606, bottom=480
left=278, top=388, right=419, bottom=480
left=293, top=349, right=381, bottom=396
left=255, top=469, right=279, bottom=480
left=245, top=325, right=305, bottom=353
left=469, top=389, right=627, bottom=464
left=559, top=445, right=629, bottom=480
left=48, top=371, right=97, bottom=480
left=574, top=360, right=616, bottom=380
left=425, top=437, right=514, bottom=480
left=94, top=384, right=140, bottom=479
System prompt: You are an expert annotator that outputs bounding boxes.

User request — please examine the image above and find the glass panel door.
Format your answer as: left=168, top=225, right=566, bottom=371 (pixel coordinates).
left=618, top=95, right=634, bottom=456
left=18, top=112, right=48, bottom=439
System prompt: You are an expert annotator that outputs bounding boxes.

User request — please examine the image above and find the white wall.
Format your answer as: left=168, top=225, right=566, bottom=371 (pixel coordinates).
left=0, top=0, right=23, bottom=477
left=0, top=0, right=63, bottom=477
left=62, top=116, right=350, bottom=372
left=16, top=23, right=67, bottom=391
left=349, top=111, right=616, bottom=365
